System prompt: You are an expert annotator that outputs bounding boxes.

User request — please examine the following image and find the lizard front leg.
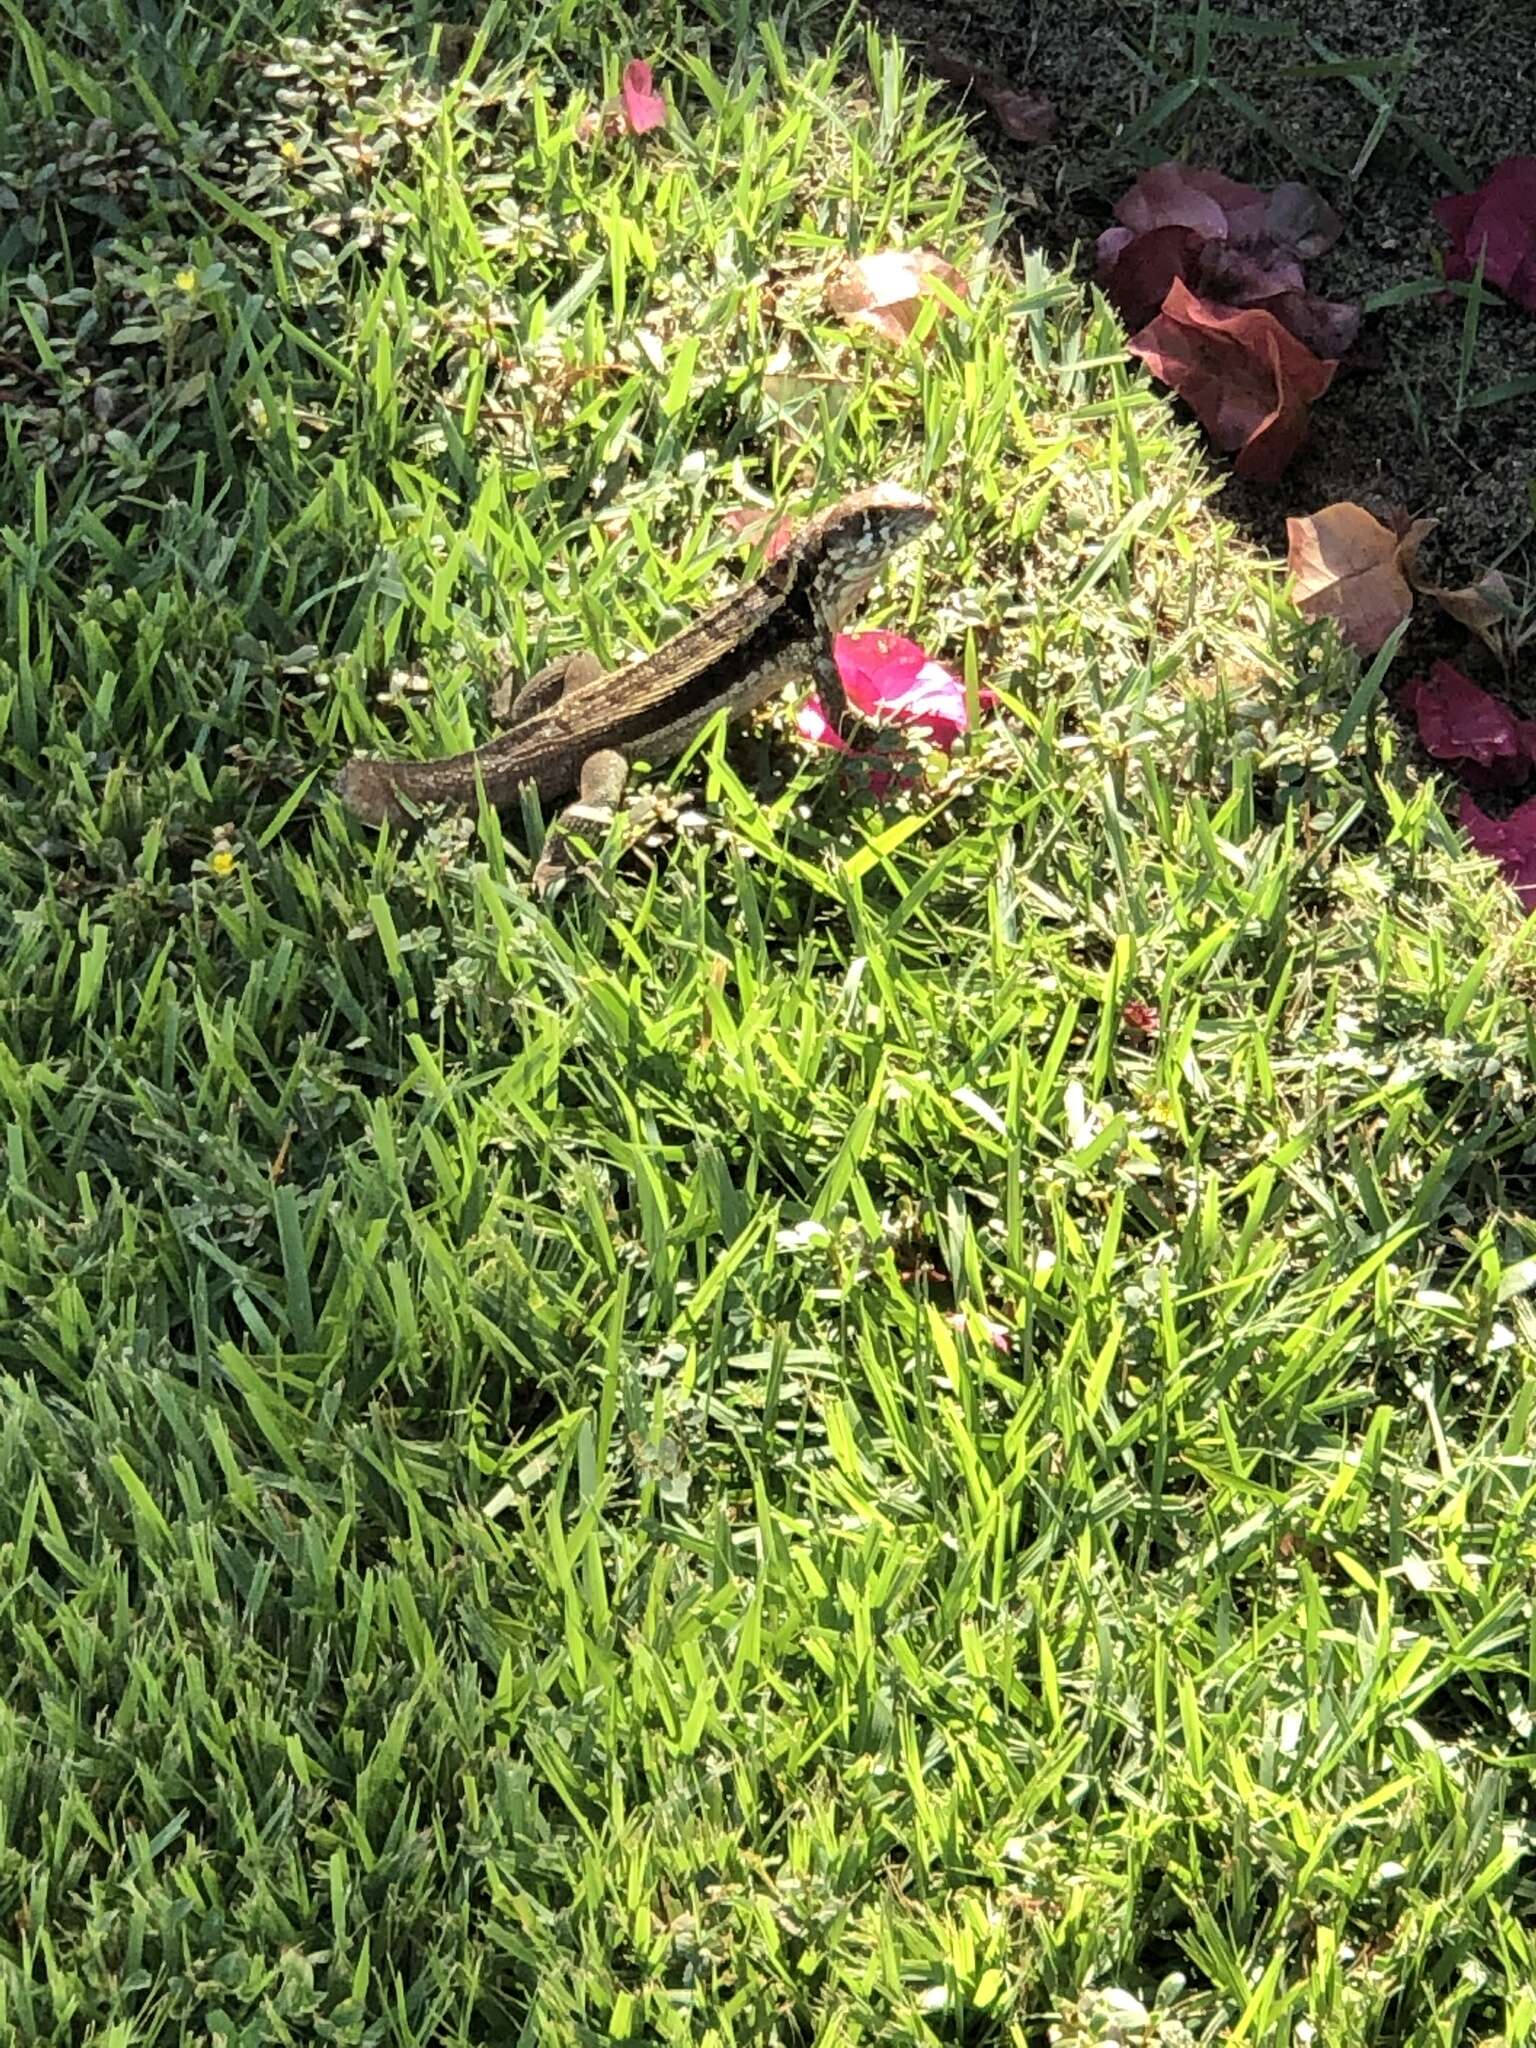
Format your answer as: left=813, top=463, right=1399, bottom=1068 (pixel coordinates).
left=531, top=747, right=630, bottom=897
left=810, top=637, right=850, bottom=738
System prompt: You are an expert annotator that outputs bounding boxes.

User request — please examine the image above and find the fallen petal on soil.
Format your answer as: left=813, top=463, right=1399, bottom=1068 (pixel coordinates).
left=1127, top=278, right=1337, bottom=481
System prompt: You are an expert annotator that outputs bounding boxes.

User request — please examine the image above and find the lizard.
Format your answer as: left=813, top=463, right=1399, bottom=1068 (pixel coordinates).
left=334, top=480, right=937, bottom=892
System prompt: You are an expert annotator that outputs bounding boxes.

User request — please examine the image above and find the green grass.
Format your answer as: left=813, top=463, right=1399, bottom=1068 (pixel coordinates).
left=1083, top=6, right=1470, bottom=191
left=2, top=3, right=1536, bottom=2045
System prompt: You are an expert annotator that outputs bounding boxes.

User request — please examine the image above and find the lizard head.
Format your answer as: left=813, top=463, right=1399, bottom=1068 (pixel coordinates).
left=790, top=482, right=937, bottom=627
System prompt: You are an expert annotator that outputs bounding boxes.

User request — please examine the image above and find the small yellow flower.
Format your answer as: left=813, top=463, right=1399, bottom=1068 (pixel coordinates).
left=279, top=139, right=300, bottom=163
left=209, top=847, right=236, bottom=877
left=175, top=268, right=198, bottom=293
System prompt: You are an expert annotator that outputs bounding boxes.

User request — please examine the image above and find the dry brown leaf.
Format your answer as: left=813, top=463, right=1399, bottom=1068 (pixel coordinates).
left=924, top=46, right=1057, bottom=142
left=1129, top=281, right=1337, bottom=482
left=976, top=85, right=1057, bottom=144
left=825, top=249, right=967, bottom=346
left=1286, top=501, right=1434, bottom=654
left=1406, top=565, right=1515, bottom=660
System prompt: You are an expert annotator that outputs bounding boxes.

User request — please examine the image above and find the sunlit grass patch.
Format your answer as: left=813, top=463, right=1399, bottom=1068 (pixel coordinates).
left=1, top=4, right=1535, bottom=2045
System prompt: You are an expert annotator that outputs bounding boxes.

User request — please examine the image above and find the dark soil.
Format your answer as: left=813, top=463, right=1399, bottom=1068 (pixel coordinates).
left=862, top=0, right=1536, bottom=602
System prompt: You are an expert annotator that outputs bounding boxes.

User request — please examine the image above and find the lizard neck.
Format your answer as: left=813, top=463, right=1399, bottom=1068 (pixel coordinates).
left=801, top=549, right=883, bottom=637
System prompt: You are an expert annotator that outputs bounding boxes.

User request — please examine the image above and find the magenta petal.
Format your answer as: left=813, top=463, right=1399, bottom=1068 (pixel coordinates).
left=833, top=632, right=979, bottom=749
left=880, top=662, right=972, bottom=746
left=1126, top=279, right=1335, bottom=481
left=1197, top=243, right=1307, bottom=302
left=1260, top=182, right=1344, bottom=261
left=801, top=632, right=986, bottom=761
left=1432, top=188, right=1482, bottom=241
left=1434, top=156, right=1536, bottom=312
left=795, top=703, right=892, bottom=794
left=1461, top=791, right=1536, bottom=912
left=1117, top=162, right=1263, bottom=239
left=1099, top=223, right=1203, bottom=330
left=620, top=59, right=667, bottom=134
left=1186, top=245, right=1358, bottom=355
left=946, top=1310, right=1011, bottom=1355
left=722, top=506, right=794, bottom=561
left=1460, top=791, right=1507, bottom=860
left=834, top=629, right=930, bottom=707
left=1265, top=292, right=1361, bottom=358
left=796, top=698, right=851, bottom=751
left=1096, top=225, right=1135, bottom=267
left=1398, top=661, right=1533, bottom=770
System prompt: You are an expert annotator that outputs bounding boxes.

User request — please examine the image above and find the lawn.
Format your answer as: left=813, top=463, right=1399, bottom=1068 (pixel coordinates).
left=2, top=2, right=1535, bottom=2044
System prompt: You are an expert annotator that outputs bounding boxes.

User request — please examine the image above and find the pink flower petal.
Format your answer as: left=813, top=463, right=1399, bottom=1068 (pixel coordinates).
left=837, top=633, right=959, bottom=726
left=1261, top=291, right=1361, bottom=359
left=1096, top=222, right=1204, bottom=333
left=792, top=702, right=894, bottom=796
left=620, top=59, right=667, bottom=135
left=1115, top=163, right=1265, bottom=240
left=803, top=631, right=987, bottom=751
left=1097, top=167, right=1360, bottom=367
left=1196, top=243, right=1307, bottom=303
left=722, top=506, right=794, bottom=562
left=1397, top=661, right=1536, bottom=775
left=795, top=697, right=851, bottom=752
left=1434, top=157, right=1536, bottom=313
left=1460, top=791, right=1536, bottom=912
left=946, top=1311, right=1011, bottom=1355
left=1260, top=182, right=1344, bottom=262
left=835, top=629, right=931, bottom=707
left=796, top=632, right=991, bottom=793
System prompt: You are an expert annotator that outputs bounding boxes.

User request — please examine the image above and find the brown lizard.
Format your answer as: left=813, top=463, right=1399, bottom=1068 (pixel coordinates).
left=335, top=481, right=936, bottom=890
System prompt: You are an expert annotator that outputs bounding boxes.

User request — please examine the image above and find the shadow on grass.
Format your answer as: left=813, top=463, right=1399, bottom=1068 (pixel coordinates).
left=848, top=0, right=1536, bottom=650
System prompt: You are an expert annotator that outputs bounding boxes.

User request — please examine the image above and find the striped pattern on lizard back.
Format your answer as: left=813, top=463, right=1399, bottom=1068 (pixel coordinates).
left=334, top=482, right=936, bottom=828
left=340, top=574, right=812, bottom=818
